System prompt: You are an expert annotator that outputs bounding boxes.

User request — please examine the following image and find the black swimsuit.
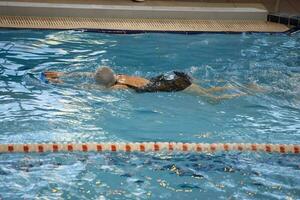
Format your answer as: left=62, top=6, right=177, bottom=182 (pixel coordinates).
left=129, top=71, right=192, bottom=93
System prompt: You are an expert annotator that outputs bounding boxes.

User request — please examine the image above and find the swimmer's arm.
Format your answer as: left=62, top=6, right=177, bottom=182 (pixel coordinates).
left=44, top=71, right=95, bottom=84
left=78, top=83, right=129, bottom=90
left=47, top=78, right=63, bottom=84
left=111, top=84, right=129, bottom=90
left=64, top=72, right=95, bottom=78
left=44, top=71, right=64, bottom=79
left=42, top=72, right=63, bottom=83
left=44, top=71, right=94, bottom=79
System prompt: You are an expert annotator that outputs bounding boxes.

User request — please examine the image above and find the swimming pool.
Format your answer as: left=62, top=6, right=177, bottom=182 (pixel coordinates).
left=0, top=30, right=299, bottom=199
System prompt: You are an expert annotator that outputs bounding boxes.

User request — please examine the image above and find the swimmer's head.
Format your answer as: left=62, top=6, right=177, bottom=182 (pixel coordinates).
left=95, top=66, right=116, bottom=87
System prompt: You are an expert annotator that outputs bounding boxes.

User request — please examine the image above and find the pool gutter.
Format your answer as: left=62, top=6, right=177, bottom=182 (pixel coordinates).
left=0, top=16, right=290, bottom=34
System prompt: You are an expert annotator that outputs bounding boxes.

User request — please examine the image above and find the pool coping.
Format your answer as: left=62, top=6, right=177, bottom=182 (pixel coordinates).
left=2, top=27, right=298, bottom=35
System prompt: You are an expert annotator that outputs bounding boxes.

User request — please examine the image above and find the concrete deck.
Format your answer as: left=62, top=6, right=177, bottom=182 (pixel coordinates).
left=1, top=0, right=299, bottom=14
left=0, top=0, right=292, bottom=32
left=0, top=1, right=268, bottom=20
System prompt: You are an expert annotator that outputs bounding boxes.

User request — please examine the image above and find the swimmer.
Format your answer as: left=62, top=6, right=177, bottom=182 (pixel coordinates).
left=43, top=66, right=254, bottom=102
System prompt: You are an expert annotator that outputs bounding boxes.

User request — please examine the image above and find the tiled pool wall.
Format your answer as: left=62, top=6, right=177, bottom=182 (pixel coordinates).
left=268, top=14, right=300, bottom=27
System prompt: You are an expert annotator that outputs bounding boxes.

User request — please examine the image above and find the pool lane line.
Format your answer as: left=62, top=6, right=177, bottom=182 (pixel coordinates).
left=0, top=143, right=299, bottom=154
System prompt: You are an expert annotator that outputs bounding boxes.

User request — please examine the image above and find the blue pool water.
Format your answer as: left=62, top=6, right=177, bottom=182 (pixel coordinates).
left=0, top=30, right=299, bottom=199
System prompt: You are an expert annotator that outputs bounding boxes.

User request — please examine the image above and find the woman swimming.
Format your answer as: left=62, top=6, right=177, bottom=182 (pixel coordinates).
left=43, top=66, right=247, bottom=102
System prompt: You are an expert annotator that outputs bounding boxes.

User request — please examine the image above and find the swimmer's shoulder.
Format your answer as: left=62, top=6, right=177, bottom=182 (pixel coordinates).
left=116, top=74, right=149, bottom=88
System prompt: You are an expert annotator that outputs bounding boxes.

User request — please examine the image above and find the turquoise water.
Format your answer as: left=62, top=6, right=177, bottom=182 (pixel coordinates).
left=0, top=30, right=299, bottom=199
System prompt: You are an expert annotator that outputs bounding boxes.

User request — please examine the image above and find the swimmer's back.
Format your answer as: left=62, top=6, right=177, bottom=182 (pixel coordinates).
left=114, top=72, right=192, bottom=93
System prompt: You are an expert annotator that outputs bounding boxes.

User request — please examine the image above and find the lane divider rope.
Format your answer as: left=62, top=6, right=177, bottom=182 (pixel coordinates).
left=0, top=143, right=299, bottom=154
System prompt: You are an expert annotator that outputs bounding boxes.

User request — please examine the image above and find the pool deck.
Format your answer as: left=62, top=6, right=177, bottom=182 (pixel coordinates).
left=0, top=1, right=268, bottom=20
left=0, top=0, right=292, bottom=32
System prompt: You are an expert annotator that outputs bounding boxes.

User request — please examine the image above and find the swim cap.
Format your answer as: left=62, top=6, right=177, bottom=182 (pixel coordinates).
left=95, top=66, right=116, bottom=87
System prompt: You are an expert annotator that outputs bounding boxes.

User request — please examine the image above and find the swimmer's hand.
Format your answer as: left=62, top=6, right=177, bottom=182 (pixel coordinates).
left=44, top=71, right=64, bottom=79
left=44, top=71, right=64, bottom=83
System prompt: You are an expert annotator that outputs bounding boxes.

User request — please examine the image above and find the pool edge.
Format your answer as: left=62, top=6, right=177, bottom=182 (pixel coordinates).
left=0, top=16, right=290, bottom=34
